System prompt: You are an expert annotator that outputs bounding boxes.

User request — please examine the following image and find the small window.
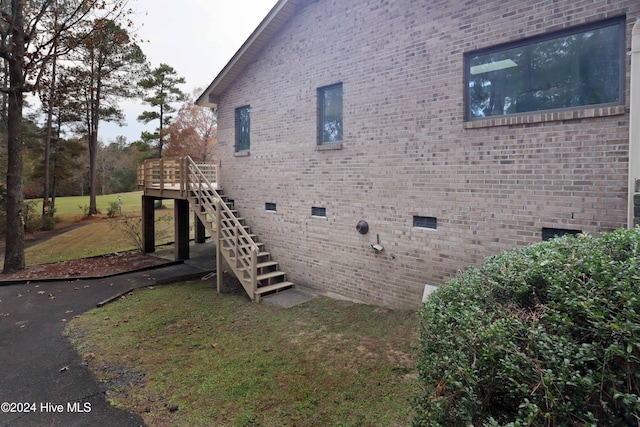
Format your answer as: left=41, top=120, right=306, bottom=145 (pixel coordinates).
left=414, top=216, right=437, bottom=230
left=542, top=227, right=582, bottom=241
left=465, top=17, right=624, bottom=120
left=235, top=106, right=250, bottom=152
left=318, top=83, right=343, bottom=144
left=265, top=202, right=276, bottom=212
left=312, top=206, right=326, bottom=217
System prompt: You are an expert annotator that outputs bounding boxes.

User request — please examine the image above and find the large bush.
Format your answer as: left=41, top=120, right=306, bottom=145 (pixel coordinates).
left=414, top=228, right=640, bottom=426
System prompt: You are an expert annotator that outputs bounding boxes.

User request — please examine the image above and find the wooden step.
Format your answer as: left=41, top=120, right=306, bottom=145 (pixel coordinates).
left=257, top=271, right=286, bottom=282
left=257, top=261, right=278, bottom=274
left=183, top=168, right=297, bottom=303
left=257, top=260, right=278, bottom=270
left=254, top=281, right=295, bottom=296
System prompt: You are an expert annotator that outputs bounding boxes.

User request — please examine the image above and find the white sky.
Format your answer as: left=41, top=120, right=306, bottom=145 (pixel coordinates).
left=100, top=0, right=279, bottom=144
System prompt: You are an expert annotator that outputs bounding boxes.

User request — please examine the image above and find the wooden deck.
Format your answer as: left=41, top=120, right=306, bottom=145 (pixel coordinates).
left=137, top=157, right=294, bottom=302
left=137, top=157, right=217, bottom=199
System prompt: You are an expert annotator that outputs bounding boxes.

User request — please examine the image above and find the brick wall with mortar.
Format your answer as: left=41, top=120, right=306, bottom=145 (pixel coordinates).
left=213, top=0, right=639, bottom=308
left=635, top=179, right=640, bottom=226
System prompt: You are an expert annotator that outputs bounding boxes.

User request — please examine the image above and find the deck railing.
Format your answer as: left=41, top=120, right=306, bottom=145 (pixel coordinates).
left=137, top=157, right=217, bottom=193
left=138, top=156, right=261, bottom=300
left=184, top=157, right=259, bottom=299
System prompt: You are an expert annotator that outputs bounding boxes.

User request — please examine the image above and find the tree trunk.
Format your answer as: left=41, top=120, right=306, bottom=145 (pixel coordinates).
left=51, top=120, right=61, bottom=212
left=157, top=102, right=164, bottom=158
left=42, top=43, right=58, bottom=218
left=88, top=130, right=98, bottom=214
left=4, top=89, right=25, bottom=273
left=88, top=54, right=99, bottom=215
left=3, top=0, right=26, bottom=274
left=0, top=59, right=8, bottom=132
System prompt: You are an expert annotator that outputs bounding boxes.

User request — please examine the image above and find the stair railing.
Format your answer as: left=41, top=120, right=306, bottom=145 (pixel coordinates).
left=184, top=157, right=259, bottom=300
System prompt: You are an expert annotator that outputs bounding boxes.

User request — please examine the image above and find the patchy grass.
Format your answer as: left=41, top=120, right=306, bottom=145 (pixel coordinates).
left=24, top=214, right=176, bottom=265
left=26, top=222, right=136, bottom=264
left=13, top=191, right=204, bottom=267
left=67, top=282, right=418, bottom=426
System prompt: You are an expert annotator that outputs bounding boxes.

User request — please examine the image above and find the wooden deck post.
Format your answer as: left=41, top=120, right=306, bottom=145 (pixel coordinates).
left=194, top=213, right=206, bottom=244
left=142, top=195, right=156, bottom=253
left=174, top=199, right=190, bottom=260
left=250, top=247, right=257, bottom=301
left=215, top=199, right=222, bottom=294
left=158, top=158, right=164, bottom=195
left=180, top=157, right=186, bottom=194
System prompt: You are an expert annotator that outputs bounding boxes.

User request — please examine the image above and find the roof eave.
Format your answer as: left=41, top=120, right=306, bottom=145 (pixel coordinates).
left=196, top=0, right=304, bottom=108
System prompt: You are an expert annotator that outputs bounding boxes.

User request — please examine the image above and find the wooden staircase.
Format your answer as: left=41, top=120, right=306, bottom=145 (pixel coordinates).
left=185, top=158, right=294, bottom=302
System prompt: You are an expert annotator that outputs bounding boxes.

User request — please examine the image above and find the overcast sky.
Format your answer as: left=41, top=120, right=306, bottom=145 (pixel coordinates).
left=100, top=0, right=279, bottom=143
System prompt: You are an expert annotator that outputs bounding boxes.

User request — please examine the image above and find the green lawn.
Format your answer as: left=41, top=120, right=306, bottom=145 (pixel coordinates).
left=23, top=214, right=177, bottom=265
left=20, top=191, right=177, bottom=265
left=26, top=221, right=137, bottom=263
left=67, top=282, right=419, bottom=426
left=28, top=191, right=169, bottom=220
left=27, top=192, right=419, bottom=426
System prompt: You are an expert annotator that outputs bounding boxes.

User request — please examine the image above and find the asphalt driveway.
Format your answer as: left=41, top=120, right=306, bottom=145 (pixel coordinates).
left=0, top=262, right=208, bottom=427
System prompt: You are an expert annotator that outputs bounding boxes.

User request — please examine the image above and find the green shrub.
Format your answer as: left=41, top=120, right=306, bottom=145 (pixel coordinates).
left=39, top=208, right=56, bottom=231
left=106, top=201, right=121, bottom=218
left=23, top=200, right=57, bottom=232
left=78, top=204, right=91, bottom=216
left=414, top=228, right=640, bottom=426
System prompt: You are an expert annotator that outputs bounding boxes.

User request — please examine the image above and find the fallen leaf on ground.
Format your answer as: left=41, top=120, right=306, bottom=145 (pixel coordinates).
left=0, top=252, right=167, bottom=281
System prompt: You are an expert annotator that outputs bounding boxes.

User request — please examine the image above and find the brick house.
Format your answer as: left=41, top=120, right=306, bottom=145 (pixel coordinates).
left=197, top=0, right=640, bottom=308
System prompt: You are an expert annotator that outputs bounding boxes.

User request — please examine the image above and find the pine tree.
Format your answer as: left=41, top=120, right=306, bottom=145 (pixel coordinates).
left=137, top=63, right=186, bottom=158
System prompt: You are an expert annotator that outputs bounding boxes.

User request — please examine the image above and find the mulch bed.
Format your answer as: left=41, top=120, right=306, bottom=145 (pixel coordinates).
left=0, top=252, right=169, bottom=282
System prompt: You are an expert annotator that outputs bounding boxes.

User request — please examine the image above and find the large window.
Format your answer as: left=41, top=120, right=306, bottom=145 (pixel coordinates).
left=318, top=83, right=343, bottom=144
left=235, top=106, right=250, bottom=152
left=465, top=17, right=625, bottom=120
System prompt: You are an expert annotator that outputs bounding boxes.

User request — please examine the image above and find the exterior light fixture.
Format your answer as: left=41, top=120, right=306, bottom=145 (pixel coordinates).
left=356, top=220, right=369, bottom=235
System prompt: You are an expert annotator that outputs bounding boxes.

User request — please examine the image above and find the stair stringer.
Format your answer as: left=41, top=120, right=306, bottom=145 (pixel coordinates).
left=185, top=160, right=294, bottom=301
